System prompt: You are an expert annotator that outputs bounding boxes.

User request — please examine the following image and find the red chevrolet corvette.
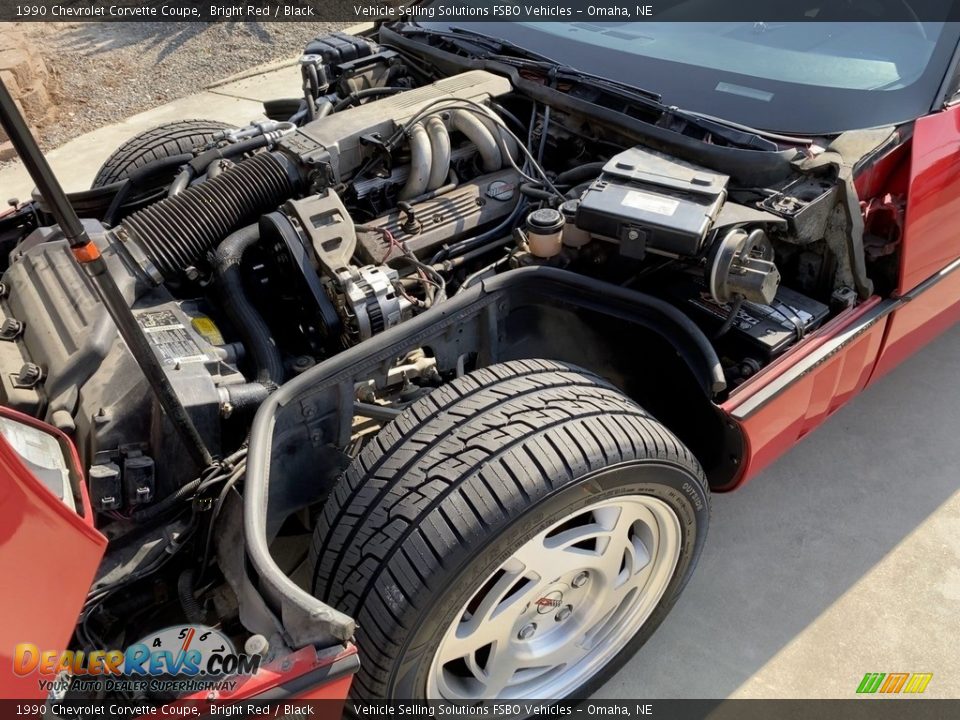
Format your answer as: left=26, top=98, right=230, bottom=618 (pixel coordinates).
left=1, top=12, right=958, bottom=704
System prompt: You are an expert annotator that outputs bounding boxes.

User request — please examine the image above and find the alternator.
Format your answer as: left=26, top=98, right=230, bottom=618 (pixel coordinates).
left=335, top=265, right=410, bottom=343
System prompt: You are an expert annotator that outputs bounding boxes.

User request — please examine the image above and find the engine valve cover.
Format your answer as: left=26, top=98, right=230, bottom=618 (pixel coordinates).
left=356, top=169, right=521, bottom=264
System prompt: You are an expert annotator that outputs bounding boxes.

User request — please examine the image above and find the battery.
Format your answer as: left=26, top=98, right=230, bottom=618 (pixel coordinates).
left=679, top=280, right=830, bottom=358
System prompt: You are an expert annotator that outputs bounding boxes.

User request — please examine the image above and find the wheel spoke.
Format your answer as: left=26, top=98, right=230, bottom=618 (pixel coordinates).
left=481, top=638, right=588, bottom=698
left=582, top=506, right=670, bottom=652
left=481, top=647, right=524, bottom=697
left=597, top=504, right=657, bottom=590
left=442, top=567, right=535, bottom=661
left=511, top=535, right=589, bottom=581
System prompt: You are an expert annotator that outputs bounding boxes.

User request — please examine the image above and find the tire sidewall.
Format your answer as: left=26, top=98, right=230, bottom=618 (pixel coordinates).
left=386, top=459, right=709, bottom=699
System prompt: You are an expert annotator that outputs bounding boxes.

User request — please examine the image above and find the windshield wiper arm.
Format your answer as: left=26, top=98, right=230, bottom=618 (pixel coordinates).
left=398, top=24, right=554, bottom=63
left=447, top=26, right=563, bottom=65
left=447, top=26, right=664, bottom=104
left=667, top=106, right=814, bottom=147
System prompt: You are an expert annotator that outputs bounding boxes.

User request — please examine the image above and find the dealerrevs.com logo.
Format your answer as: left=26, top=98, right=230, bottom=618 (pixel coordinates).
left=13, top=625, right=261, bottom=694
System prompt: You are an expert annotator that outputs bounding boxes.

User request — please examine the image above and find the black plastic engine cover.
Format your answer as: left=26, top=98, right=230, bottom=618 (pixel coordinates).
left=304, top=31, right=377, bottom=66
left=0, top=221, right=244, bottom=507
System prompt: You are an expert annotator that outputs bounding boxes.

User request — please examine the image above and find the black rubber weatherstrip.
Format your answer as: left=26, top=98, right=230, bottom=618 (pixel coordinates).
left=251, top=650, right=360, bottom=700
left=243, top=266, right=724, bottom=648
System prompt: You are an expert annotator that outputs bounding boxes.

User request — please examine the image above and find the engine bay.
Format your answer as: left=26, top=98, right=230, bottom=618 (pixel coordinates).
left=0, top=26, right=902, bottom=687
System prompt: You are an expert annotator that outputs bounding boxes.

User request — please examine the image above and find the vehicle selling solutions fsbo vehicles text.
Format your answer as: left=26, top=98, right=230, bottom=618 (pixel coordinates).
left=352, top=5, right=655, bottom=18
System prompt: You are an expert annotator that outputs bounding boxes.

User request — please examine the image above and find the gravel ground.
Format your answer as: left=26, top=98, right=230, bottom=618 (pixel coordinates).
left=22, top=20, right=351, bottom=150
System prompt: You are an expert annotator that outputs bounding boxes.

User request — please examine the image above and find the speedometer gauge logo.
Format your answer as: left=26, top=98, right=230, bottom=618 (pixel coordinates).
left=125, top=625, right=259, bottom=676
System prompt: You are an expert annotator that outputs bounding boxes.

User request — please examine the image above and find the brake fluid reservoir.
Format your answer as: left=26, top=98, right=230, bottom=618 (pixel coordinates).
left=525, top=208, right=564, bottom=258
left=560, top=200, right=590, bottom=248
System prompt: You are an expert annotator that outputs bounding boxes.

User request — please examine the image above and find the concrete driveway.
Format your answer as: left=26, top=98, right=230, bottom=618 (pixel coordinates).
left=2, top=55, right=958, bottom=701
left=0, top=60, right=307, bottom=198
left=597, top=323, right=960, bottom=699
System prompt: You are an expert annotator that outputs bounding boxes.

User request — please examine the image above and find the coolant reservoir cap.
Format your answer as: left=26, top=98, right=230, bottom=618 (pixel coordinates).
left=526, top=208, right=564, bottom=234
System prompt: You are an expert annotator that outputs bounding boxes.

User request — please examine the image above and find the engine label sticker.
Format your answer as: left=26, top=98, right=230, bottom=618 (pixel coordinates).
left=136, top=310, right=209, bottom=366
left=622, top=190, right=680, bottom=216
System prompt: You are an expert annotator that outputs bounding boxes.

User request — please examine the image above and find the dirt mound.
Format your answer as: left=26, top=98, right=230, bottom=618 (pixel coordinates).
left=0, top=24, right=60, bottom=160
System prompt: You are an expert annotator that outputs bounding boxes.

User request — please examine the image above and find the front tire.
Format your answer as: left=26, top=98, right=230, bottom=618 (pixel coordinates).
left=91, top=119, right=232, bottom=188
left=309, top=360, right=709, bottom=700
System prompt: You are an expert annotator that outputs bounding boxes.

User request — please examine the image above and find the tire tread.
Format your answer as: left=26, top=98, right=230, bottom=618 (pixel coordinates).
left=309, top=360, right=706, bottom=698
left=91, top=119, right=233, bottom=188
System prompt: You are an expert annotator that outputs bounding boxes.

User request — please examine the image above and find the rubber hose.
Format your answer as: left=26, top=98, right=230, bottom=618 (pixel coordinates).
left=519, top=182, right=556, bottom=202
left=102, top=152, right=193, bottom=226
left=187, top=135, right=270, bottom=177
left=565, top=181, right=593, bottom=200
left=122, top=152, right=298, bottom=279
left=399, top=123, right=432, bottom=201
left=331, top=86, right=404, bottom=112
left=168, top=135, right=273, bottom=198
left=316, top=99, right=333, bottom=118
left=212, top=224, right=284, bottom=389
left=178, top=568, right=207, bottom=624
left=306, top=63, right=321, bottom=119
left=222, top=383, right=270, bottom=413
left=556, top=162, right=605, bottom=186
left=425, top=117, right=450, bottom=191
left=450, top=109, right=501, bottom=172
left=167, top=169, right=191, bottom=197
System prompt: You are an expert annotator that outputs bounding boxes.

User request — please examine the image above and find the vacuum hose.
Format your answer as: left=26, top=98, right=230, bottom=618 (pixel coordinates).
left=122, top=152, right=299, bottom=279
left=177, top=568, right=207, bottom=624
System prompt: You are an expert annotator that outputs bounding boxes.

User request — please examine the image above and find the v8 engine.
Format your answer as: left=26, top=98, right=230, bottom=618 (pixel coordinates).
left=0, top=31, right=865, bottom=519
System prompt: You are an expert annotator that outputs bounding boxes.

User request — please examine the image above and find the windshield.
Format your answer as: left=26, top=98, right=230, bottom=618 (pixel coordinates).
left=418, top=19, right=960, bottom=134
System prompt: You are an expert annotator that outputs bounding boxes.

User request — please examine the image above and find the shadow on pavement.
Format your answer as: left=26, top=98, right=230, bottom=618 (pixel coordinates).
left=595, top=323, right=960, bottom=698
left=55, top=20, right=278, bottom=62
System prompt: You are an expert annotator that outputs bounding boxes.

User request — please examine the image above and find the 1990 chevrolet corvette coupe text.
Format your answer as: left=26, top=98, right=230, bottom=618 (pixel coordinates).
left=1, top=11, right=959, bottom=702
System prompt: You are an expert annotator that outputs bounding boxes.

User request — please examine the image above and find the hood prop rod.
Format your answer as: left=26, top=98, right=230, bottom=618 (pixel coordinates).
left=0, top=78, right=214, bottom=470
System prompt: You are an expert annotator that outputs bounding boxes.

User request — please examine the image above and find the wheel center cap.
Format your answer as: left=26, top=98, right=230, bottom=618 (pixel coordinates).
left=535, top=589, right=564, bottom=614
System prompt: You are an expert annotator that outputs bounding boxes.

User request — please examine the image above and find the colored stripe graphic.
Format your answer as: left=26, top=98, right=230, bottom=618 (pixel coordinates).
left=857, top=673, right=885, bottom=694
left=880, top=673, right=909, bottom=693
left=903, top=673, right=934, bottom=694
left=857, top=672, right=932, bottom=694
